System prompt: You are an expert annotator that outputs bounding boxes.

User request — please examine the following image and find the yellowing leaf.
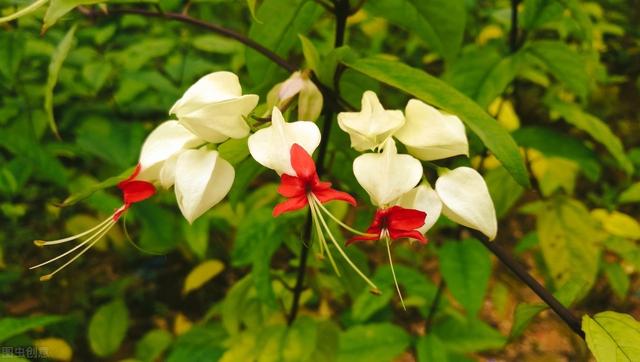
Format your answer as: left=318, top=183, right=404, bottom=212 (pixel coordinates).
left=174, top=313, right=192, bottom=336
left=182, top=260, right=224, bottom=295
left=537, top=197, right=604, bottom=290
left=34, top=338, right=72, bottom=361
left=477, top=24, right=504, bottom=44
left=583, top=311, right=640, bottom=362
left=592, top=209, right=640, bottom=240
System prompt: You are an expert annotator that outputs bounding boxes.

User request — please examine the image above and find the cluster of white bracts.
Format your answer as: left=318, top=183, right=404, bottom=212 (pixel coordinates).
left=137, top=71, right=324, bottom=224
left=137, top=72, right=258, bottom=224
left=338, top=91, right=498, bottom=240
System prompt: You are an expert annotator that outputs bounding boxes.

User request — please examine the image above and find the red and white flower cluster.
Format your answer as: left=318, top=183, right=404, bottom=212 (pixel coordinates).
left=33, top=72, right=497, bottom=301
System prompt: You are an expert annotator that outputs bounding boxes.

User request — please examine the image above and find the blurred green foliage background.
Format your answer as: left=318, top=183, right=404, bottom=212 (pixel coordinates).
left=1, top=0, right=640, bottom=360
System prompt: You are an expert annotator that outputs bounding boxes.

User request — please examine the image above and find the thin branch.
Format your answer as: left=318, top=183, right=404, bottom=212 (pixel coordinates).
left=476, top=233, right=585, bottom=339
left=509, top=0, right=520, bottom=53
left=92, top=7, right=296, bottom=72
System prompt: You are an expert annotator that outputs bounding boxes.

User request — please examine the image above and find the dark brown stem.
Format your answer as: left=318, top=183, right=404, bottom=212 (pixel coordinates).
left=476, top=234, right=585, bottom=339
left=286, top=0, right=350, bottom=325
left=509, top=0, right=519, bottom=53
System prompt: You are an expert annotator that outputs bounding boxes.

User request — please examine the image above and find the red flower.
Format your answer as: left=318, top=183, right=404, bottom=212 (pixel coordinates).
left=113, top=164, right=156, bottom=220
left=273, top=144, right=356, bottom=216
left=347, top=205, right=427, bottom=244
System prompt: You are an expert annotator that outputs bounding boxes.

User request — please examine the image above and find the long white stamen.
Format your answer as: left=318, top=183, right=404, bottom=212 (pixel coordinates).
left=310, top=194, right=378, bottom=237
left=384, top=232, right=406, bottom=310
left=30, top=219, right=116, bottom=270
left=311, top=198, right=379, bottom=293
left=34, top=214, right=115, bottom=246
left=38, top=221, right=115, bottom=281
left=309, top=199, right=341, bottom=276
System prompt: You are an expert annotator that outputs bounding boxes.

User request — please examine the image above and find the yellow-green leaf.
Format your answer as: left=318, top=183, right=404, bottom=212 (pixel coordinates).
left=592, top=209, right=640, bottom=240
left=44, top=25, right=76, bottom=138
left=620, top=182, right=640, bottom=204
left=536, top=196, right=604, bottom=289
left=34, top=338, right=73, bottom=361
left=43, top=0, right=102, bottom=32
left=0, top=0, right=48, bottom=24
left=182, top=260, right=225, bottom=295
left=583, top=311, right=640, bottom=362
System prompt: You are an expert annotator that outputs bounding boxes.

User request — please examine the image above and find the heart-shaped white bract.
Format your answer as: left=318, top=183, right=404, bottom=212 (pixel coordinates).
left=174, top=149, right=235, bottom=224
left=337, top=90, right=405, bottom=151
left=394, top=99, right=468, bottom=161
left=248, top=107, right=321, bottom=176
left=170, top=71, right=259, bottom=143
left=395, top=184, right=443, bottom=234
left=353, top=138, right=423, bottom=207
left=137, top=121, right=203, bottom=182
left=435, top=167, right=497, bottom=240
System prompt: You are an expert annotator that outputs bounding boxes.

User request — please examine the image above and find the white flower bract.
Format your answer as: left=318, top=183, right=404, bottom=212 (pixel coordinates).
left=248, top=107, right=321, bottom=176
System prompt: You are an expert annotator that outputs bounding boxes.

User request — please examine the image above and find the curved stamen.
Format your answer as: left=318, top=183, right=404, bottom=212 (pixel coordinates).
left=311, top=198, right=380, bottom=293
left=384, top=231, right=406, bottom=310
left=34, top=214, right=115, bottom=246
left=30, top=219, right=116, bottom=270
left=38, top=222, right=115, bottom=281
left=309, top=198, right=340, bottom=276
left=310, top=194, right=377, bottom=237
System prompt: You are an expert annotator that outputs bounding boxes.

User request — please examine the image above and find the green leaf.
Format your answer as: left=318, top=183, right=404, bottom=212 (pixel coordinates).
left=526, top=41, right=590, bottom=99
left=416, top=334, right=448, bottom=362
left=167, top=325, right=226, bottom=362
left=43, top=0, right=103, bottom=31
left=583, top=311, right=640, bottom=362
left=88, top=299, right=129, bottom=357
left=485, top=166, right=525, bottom=218
left=444, top=46, right=523, bottom=108
left=0, top=0, right=48, bottom=24
left=298, top=34, right=320, bottom=73
left=365, top=0, right=466, bottom=60
left=0, top=31, right=26, bottom=85
left=438, top=239, right=492, bottom=315
left=509, top=303, right=546, bottom=339
left=44, top=25, right=76, bottom=138
left=182, top=260, right=225, bottom=295
left=513, top=126, right=601, bottom=181
left=433, top=317, right=506, bottom=353
left=247, top=0, right=259, bottom=21
left=182, top=217, right=209, bottom=260
left=246, top=0, right=322, bottom=88
left=603, top=262, right=630, bottom=299
left=0, top=315, right=64, bottom=343
left=520, top=0, right=564, bottom=31
left=218, top=137, right=250, bottom=166
left=536, top=196, right=603, bottom=289
left=546, top=98, right=634, bottom=174
left=338, top=323, right=410, bottom=362
left=342, top=56, right=530, bottom=187
left=620, top=182, right=640, bottom=204
left=135, top=329, right=173, bottom=362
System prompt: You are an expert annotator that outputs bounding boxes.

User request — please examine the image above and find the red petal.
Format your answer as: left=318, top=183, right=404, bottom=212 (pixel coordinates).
left=387, top=206, right=426, bottom=231
left=121, top=180, right=156, bottom=204
left=346, top=233, right=380, bottom=245
left=278, top=174, right=306, bottom=198
left=118, top=164, right=142, bottom=188
left=313, top=188, right=357, bottom=206
left=290, top=144, right=317, bottom=180
left=273, top=195, right=308, bottom=217
left=388, top=229, right=427, bottom=244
